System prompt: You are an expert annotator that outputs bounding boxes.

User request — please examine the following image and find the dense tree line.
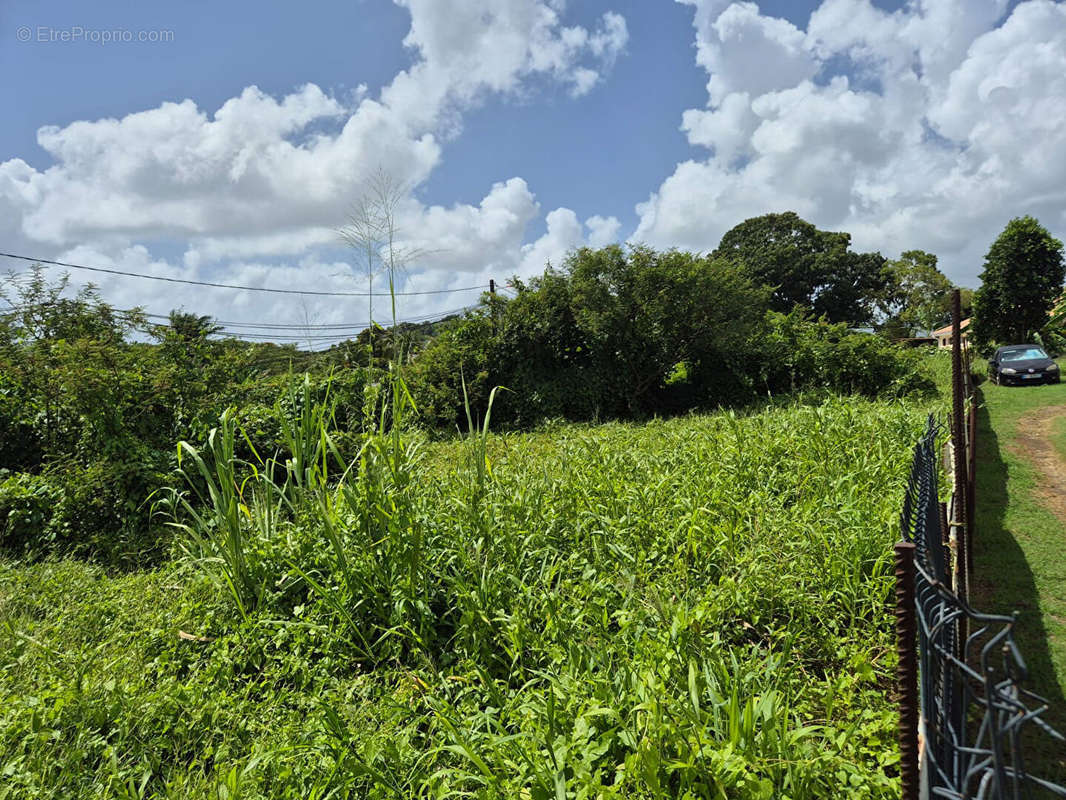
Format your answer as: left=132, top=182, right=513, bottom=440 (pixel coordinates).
left=0, top=270, right=376, bottom=561
left=1, top=211, right=964, bottom=562
left=408, top=242, right=931, bottom=429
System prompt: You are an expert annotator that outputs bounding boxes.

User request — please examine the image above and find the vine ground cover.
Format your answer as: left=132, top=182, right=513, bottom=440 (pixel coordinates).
left=0, top=372, right=948, bottom=798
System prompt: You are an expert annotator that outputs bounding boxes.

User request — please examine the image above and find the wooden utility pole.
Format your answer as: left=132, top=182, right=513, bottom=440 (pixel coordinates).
left=489, top=279, right=497, bottom=333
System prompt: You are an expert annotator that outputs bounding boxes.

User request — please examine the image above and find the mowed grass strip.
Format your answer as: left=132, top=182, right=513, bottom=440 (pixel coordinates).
left=0, top=394, right=937, bottom=799
left=972, top=366, right=1066, bottom=780
left=1052, top=413, right=1066, bottom=465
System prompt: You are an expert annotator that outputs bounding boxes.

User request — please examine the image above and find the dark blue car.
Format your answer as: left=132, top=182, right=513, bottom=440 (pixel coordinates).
left=989, top=344, right=1061, bottom=385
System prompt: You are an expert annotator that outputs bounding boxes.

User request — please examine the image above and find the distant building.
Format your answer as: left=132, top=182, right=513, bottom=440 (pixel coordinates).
left=931, top=318, right=971, bottom=349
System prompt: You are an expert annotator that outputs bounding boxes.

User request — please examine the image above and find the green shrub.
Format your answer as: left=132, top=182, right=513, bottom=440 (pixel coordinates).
left=0, top=459, right=173, bottom=566
left=411, top=245, right=771, bottom=428
left=45, top=453, right=173, bottom=564
left=0, top=376, right=42, bottom=472
left=407, top=312, right=497, bottom=430
left=0, top=471, right=62, bottom=551
left=757, top=310, right=935, bottom=399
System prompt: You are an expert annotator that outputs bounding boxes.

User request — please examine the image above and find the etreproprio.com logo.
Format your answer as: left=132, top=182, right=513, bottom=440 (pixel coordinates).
left=16, top=25, right=175, bottom=44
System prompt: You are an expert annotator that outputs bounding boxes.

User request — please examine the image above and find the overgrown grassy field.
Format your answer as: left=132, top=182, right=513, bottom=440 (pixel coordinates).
left=0, top=370, right=948, bottom=798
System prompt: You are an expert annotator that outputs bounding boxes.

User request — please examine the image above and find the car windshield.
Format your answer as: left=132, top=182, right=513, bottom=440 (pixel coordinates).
left=1001, top=347, right=1048, bottom=362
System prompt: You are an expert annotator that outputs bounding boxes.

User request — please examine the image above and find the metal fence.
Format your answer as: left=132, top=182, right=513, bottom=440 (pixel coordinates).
left=894, top=293, right=1065, bottom=799
left=898, top=417, right=1065, bottom=798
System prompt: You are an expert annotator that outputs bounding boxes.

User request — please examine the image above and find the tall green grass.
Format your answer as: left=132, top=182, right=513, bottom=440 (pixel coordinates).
left=0, top=355, right=950, bottom=798
left=13, top=392, right=918, bottom=798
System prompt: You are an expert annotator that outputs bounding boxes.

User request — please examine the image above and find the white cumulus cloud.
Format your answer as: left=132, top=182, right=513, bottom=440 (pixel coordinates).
left=0, top=0, right=628, bottom=330
left=637, top=0, right=1066, bottom=286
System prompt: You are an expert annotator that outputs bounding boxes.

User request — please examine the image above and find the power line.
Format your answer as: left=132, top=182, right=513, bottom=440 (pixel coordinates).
left=0, top=251, right=487, bottom=297
left=2, top=288, right=478, bottom=358
left=3, top=309, right=475, bottom=348
left=214, top=312, right=473, bottom=341
left=140, top=305, right=476, bottom=342
left=194, top=331, right=361, bottom=343
left=1, top=299, right=477, bottom=334
left=138, top=304, right=473, bottom=330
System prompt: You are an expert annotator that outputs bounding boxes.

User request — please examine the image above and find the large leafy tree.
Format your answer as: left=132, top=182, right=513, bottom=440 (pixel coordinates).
left=0, top=267, right=147, bottom=462
left=713, top=211, right=889, bottom=324
left=972, top=216, right=1065, bottom=346
left=410, top=244, right=771, bottom=426
left=565, top=244, right=769, bottom=415
left=880, top=250, right=971, bottom=335
left=166, top=310, right=222, bottom=343
left=151, top=311, right=229, bottom=430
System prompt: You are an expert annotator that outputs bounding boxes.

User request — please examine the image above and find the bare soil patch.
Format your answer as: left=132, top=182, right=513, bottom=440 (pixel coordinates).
left=1011, top=404, right=1066, bottom=522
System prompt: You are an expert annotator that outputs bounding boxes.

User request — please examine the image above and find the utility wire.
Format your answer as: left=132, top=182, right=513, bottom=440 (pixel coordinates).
left=0, top=251, right=486, bottom=297
left=207, top=309, right=474, bottom=341
left=137, top=308, right=475, bottom=342
left=150, top=304, right=473, bottom=330
left=2, top=292, right=473, bottom=354
left=2, top=299, right=477, bottom=335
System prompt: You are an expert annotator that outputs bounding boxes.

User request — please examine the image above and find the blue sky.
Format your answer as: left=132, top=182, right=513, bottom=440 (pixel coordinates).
left=1, top=0, right=1062, bottom=331
left=2, top=0, right=909, bottom=235
left=2, top=0, right=704, bottom=240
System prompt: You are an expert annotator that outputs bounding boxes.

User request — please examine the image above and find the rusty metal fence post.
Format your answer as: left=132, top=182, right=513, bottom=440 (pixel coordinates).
left=966, top=399, right=977, bottom=577
left=895, top=541, right=920, bottom=800
left=950, top=290, right=970, bottom=659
